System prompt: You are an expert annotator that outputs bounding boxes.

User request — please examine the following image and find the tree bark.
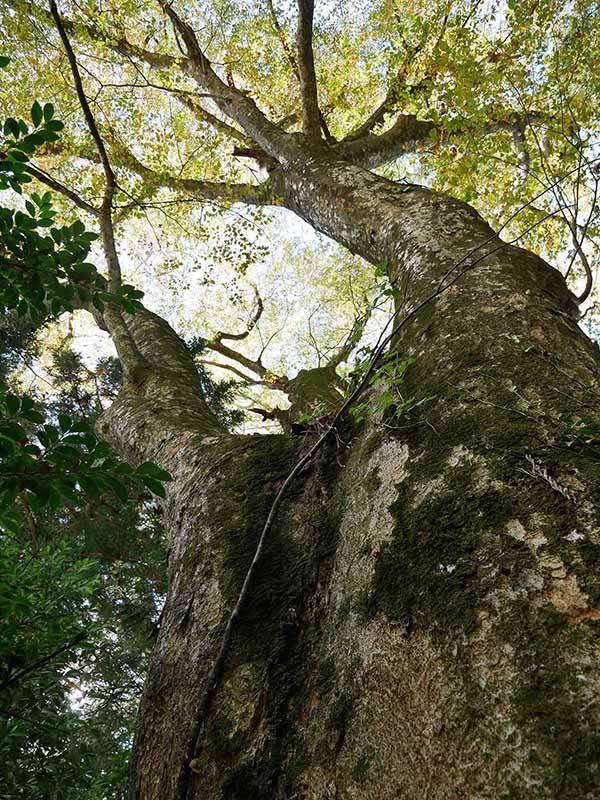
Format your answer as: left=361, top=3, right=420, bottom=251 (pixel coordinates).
left=103, top=157, right=600, bottom=800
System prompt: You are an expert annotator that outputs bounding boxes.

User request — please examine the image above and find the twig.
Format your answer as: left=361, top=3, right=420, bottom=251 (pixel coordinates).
left=0, top=631, right=87, bottom=692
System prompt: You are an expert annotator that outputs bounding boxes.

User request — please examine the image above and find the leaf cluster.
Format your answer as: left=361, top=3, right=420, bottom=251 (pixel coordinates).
left=0, top=388, right=172, bottom=534
left=0, top=71, right=143, bottom=320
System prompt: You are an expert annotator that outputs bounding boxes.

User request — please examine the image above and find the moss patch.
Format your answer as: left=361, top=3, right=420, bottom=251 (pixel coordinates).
left=509, top=609, right=600, bottom=797
left=199, top=434, right=344, bottom=797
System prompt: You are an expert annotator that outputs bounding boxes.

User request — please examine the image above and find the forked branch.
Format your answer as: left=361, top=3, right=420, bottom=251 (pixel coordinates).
left=158, top=1, right=296, bottom=162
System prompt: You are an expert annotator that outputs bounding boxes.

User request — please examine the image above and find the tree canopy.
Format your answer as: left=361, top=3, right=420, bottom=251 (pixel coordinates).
left=1, top=0, right=598, bottom=411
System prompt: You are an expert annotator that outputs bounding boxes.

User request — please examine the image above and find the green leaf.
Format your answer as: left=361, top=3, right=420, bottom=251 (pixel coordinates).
left=78, top=474, right=100, bottom=498
left=104, top=475, right=128, bottom=502
left=5, top=394, right=20, bottom=415
left=31, top=101, right=43, bottom=127
left=43, top=102, right=54, bottom=122
left=58, top=414, right=72, bottom=433
left=7, top=149, right=28, bottom=163
left=136, top=462, right=172, bottom=481
left=21, top=410, right=44, bottom=424
left=141, top=476, right=166, bottom=498
left=69, top=421, right=90, bottom=433
left=0, top=56, right=10, bottom=69
left=3, top=118, right=20, bottom=139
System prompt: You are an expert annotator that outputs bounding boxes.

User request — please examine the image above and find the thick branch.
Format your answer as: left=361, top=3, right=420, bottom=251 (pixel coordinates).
left=158, top=1, right=297, bottom=163
left=339, top=110, right=551, bottom=170
left=338, top=113, right=436, bottom=168
left=33, top=138, right=273, bottom=206
left=295, top=0, right=321, bottom=139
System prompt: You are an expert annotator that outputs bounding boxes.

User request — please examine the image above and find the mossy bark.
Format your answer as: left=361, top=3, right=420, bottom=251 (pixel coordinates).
left=103, top=174, right=600, bottom=800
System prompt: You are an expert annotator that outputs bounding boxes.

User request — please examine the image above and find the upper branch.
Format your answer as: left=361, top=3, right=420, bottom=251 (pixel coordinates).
left=295, top=0, right=322, bottom=140
left=49, top=0, right=148, bottom=379
left=158, top=1, right=297, bottom=163
left=49, top=0, right=120, bottom=289
left=24, top=1, right=181, bottom=72
left=49, top=1, right=113, bottom=189
left=213, top=287, right=264, bottom=343
left=267, top=0, right=299, bottom=80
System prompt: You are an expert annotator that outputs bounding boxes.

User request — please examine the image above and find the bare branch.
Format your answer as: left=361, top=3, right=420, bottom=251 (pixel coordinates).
left=214, top=287, right=264, bottom=343
left=49, top=0, right=118, bottom=282
left=203, top=339, right=270, bottom=382
left=573, top=177, right=598, bottom=305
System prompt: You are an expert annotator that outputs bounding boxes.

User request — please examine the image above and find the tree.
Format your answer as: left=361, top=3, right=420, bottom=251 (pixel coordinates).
left=2, top=1, right=600, bottom=798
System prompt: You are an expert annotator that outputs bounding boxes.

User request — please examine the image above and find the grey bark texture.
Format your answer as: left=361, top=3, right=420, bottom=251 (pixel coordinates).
left=99, top=158, right=600, bottom=800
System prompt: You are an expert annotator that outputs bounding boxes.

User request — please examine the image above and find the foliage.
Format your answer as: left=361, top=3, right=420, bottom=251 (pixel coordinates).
left=0, top=387, right=172, bottom=525
left=0, top=88, right=169, bottom=799
left=349, top=353, right=422, bottom=424
left=0, top=92, right=143, bottom=320
left=0, top=493, right=165, bottom=800
left=188, top=336, right=247, bottom=430
left=0, top=313, right=38, bottom=384
left=0, top=86, right=173, bottom=532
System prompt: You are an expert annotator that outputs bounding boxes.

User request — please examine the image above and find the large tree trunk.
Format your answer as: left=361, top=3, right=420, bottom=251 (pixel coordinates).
left=103, top=158, right=600, bottom=799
